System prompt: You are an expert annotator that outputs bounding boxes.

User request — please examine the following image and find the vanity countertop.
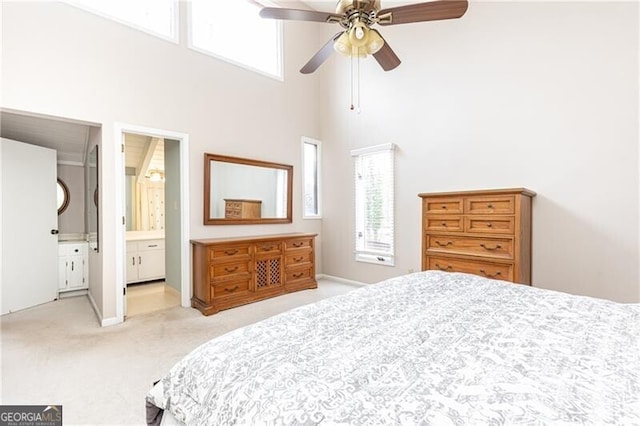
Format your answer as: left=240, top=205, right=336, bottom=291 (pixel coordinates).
left=126, top=230, right=165, bottom=241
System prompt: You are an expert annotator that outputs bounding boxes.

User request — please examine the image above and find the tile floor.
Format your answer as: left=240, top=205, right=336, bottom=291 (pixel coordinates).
left=126, top=280, right=180, bottom=317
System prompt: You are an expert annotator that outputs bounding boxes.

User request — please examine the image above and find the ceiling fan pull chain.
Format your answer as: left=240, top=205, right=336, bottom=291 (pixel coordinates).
left=356, top=53, right=361, bottom=114
left=350, top=54, right=355, bottom=111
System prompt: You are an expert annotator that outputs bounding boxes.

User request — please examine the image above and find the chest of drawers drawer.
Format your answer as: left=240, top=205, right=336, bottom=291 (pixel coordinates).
left=210, top=261, right=251, bottom=282
left=255, top=242, right=282, bottom=256
left=426, top=235, right=514, bottom=259
left=424, top=216, right=463, bottom=232
left=427, top=256, right=514, bottom=282
left=465, top=196, right=515, bottom=215
left=212, top=278, right=250, bottom=299
left=209, top=244, right=251, bottom=263
left=285, top=250, right=313, bottom=268
left=285, top=237, right=314, bottom=251
left=423, top=198, right=463, bottom=214
left=464, top=216, right=515, bottom=234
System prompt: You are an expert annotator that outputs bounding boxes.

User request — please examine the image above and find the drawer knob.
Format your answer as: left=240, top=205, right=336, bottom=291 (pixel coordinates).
left=480, top=243, right=502, bottom=251
left=224, top=266, right=239, bottom=273
left=435, top=241, right=453, bottom=247
left=441, top=205, right=447, bottom=209
left=435, top=263, right=453, bottom=271
left=261, top=245, right=274, bottom=251
left=293, top=242, right=304, bottom=248
left=479, top=269, right=502, bottom=279
left=487, top=223, right=493, bottom=228
left=441, top=222, right=447, bottom=227
left=224, top=285, right=239, bottom=293
left=293, top=256, right=304, bottom=262
left=487, top=203, right=493, bottom=208
left=224, top=249, right=239, bottom=255
left=292, top=272, right=304, bottom=279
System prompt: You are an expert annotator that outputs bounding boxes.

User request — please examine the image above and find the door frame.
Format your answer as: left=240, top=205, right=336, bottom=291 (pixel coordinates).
left=114, top=123, right=190, bottom=323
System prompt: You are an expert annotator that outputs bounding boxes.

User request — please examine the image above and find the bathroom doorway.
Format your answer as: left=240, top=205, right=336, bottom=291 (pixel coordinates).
left=115, top=124, right=189, bottom=322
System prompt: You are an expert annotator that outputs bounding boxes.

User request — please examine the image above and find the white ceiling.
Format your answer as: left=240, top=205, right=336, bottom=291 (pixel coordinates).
left=0, top=110, right=96, bottom=164
left=124, top=133, right=165, bottom=175
left=0, top=110, right=163, bottom=174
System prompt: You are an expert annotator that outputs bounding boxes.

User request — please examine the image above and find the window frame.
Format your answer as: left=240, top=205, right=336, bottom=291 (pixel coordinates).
left=186, top=1, right=284, bottom=81
left=63, top=0, right=179, bottom=44
left=351, top=143, right=396, bottom=267
left=301, top=137, right=322, bottom=219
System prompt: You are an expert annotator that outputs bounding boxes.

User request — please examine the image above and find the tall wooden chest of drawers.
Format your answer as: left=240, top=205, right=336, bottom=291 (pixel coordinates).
left=191, top=233, right=317, bottom=315
left=419, top=188, right=535, bottom=284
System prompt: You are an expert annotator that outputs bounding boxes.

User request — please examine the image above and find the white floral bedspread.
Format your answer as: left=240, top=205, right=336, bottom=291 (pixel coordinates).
left=147, top=271, right=640, bottom=425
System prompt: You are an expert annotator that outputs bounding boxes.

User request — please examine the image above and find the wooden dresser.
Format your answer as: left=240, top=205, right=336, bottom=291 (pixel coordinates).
left=224, top=199, right=262, bottom=219
left=191, top=233, right=317, bottom=315
left=419, top=188, right=535, bottom=284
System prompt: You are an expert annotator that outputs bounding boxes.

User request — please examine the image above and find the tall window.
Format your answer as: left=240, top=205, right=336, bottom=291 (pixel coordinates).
left=189, top=0, right=283, bottom=80
left=302, top=138, right=321, bottom=219
left=351, top=144, right=395, bottom=266
left=65, top=0, right=177, bottom=42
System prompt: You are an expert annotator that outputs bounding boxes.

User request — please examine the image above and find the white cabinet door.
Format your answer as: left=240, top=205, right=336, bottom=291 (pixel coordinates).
left=138, top=249, right=165, bottom=281
left=58, top=257, right=68, bottom=291
left=126, top=242, right=139, bottom=284
left=67, top=255, right=85, bottom=289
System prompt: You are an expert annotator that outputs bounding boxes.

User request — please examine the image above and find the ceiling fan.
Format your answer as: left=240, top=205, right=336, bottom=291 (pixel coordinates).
left=259, top=0, right=469, bottom=74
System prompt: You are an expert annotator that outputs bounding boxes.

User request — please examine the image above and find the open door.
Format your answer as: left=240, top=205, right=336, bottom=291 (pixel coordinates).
left=1, top=138, right=58, bottom=314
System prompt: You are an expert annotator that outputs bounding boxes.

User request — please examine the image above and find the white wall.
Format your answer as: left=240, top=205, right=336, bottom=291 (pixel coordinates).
left=1, top=1, right=324, bottom=321
left=320, top=1, right=639, bottom=302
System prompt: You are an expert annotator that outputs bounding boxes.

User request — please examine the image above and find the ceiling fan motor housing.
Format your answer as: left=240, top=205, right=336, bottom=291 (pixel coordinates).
left=336, top=0, right=381, bottom=15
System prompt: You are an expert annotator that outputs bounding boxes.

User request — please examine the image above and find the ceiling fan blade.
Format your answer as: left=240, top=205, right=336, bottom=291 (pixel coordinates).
left=378, top=0, right=468, bottom=26
left=300, top=33, right=343, bottom=74
left=371, top=31, right=401, bottom=71
left=260, top=7, right=342, bottom=23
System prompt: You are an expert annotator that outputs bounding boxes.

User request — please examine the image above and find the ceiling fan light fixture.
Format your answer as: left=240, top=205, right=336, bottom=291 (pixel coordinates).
left=333, top=31, right=352, bottom=56
left=366, top=29, right=384, bottom=54
left=348, top=21, right=369, bottom=48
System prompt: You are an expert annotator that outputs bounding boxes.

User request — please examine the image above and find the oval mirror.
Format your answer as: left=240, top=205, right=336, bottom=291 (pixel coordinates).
left=57, top=178, right=70, bottom=215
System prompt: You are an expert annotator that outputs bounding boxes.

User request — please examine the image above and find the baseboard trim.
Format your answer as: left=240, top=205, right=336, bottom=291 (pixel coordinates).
left=316, top=274, right=367, bottom=287
left=87, top=291, right=121, bottom=327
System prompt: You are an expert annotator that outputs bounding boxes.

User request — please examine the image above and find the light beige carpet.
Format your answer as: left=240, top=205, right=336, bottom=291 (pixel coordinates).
left=0, top=279, right=358, bottom=425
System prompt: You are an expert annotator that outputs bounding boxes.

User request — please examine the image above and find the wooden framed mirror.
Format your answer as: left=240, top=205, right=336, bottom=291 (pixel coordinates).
left=204, top=153, right=293, bottom=225
left=57, top=178, right=70, bottom=215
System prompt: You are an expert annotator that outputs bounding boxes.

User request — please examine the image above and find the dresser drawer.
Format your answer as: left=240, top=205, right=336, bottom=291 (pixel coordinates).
left=285, top=238, right=313, bottom=251
left=137, top=240, right=165, bottom=251
left=424, top=216, right=463, bottom=232
left=210, top=244, right=251, bottom=262
left=211, top=261, right=250, bottom=281
left=285, top=266, right=314, bottom=283
left=212, top=279, right=250, bottom=299
left=464, top=216, right=514, bottom=234
left=465, top=196, right=515, bottom=215
left=255, top=242, right=282, bottom=255
left=423, top=198, right=463, bottom=214
left=225, top=208, right=241, bottom=218
left=427, top=256, right=514, bottom=282
left=425, top=235, right=514, bottom=259
left=285, top=250, right=313, bottom=268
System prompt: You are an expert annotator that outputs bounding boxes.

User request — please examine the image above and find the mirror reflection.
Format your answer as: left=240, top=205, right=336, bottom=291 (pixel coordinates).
left=204, top=154, right=292, bottom=225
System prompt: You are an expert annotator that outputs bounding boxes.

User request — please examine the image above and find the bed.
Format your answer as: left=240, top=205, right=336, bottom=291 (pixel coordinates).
left=146, top=271, right=640, bottom=425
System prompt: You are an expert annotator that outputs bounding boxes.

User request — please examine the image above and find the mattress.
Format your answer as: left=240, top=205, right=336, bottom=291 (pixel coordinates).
left=146, top=271, right=640, bottom=425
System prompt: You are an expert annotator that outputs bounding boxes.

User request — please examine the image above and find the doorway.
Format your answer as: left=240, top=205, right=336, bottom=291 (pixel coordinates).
left=114, top=124, right=189, bottom=322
